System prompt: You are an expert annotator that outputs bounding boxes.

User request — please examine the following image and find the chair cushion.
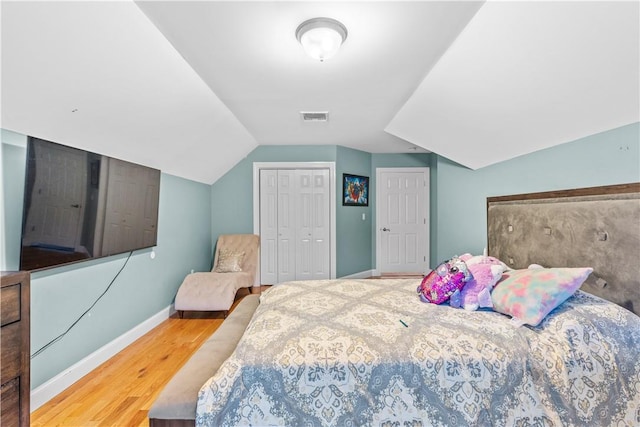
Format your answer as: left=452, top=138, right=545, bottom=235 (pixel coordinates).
left=174, top=272, right=253, bottom=312
left=212, top=235, right=260, bottom=286
left=213, top=249, right=245, bottom=273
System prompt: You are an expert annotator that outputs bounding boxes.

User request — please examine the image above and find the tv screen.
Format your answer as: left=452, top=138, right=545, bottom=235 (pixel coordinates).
left=20, top=137, right=160, bottom=271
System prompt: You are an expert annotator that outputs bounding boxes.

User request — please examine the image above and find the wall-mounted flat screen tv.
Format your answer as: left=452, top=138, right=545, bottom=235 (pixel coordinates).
left=20, top=137, right=161, bottom=271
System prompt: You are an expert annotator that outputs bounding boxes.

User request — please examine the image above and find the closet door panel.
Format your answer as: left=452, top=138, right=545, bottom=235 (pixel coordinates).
left=295, top=170, right=313, bottom=280
left=277, top=171, right=296, bottom=283
left=311, top=170, right=330, bottom=279
left=259, top=170, right=278, bottom=285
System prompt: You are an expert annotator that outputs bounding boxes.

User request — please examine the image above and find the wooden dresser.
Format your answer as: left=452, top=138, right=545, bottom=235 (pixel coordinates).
left=1, top=271, right=30, bottom=427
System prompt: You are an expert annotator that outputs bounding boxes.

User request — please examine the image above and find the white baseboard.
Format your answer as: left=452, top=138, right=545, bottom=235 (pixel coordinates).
left=338, top=269, right=375, bottom=279
left=30, top=304, right=174, bottom=412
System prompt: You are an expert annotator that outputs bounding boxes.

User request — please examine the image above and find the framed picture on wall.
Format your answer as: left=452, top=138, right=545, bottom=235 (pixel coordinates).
left=342, top=174, right=369, bottom=206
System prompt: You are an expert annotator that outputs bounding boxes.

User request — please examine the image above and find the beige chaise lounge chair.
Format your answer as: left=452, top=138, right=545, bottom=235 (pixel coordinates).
left=174, top=234, right=260, bottom=317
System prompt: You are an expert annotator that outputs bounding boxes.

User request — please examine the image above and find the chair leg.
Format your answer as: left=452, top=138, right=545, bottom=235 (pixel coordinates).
left=178, top=310, right=184, bottom=319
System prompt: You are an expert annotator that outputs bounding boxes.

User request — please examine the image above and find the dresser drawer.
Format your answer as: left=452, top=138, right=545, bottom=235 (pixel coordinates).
left=1, top=284, right=21, bottom=326
left=1, top=271, right=30, bottom=427
left=0, top=322, right=21, bottom=384
left=1, top=377, right=20, bottom=427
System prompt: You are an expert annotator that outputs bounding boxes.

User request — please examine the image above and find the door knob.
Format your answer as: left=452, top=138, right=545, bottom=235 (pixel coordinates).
left=381, top=227, right=390, bottom=232
left=71, top=204, right=80, bottom=208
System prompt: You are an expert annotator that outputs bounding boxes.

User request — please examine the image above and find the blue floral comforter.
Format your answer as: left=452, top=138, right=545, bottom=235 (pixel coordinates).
left=196, top=278, right=640, bottom=426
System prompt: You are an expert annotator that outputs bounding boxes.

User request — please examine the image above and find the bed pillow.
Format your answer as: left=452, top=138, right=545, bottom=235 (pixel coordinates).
left=214, top=249, right=245, bottom=273
left=491, top=267, right=593, bottom=326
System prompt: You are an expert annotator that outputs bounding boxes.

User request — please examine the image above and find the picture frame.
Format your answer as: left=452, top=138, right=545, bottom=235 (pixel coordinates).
left=342, top=174, right=369, bottom=206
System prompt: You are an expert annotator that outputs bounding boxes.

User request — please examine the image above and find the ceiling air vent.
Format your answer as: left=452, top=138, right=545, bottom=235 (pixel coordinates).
left=301, top=111, right=329, bottom=122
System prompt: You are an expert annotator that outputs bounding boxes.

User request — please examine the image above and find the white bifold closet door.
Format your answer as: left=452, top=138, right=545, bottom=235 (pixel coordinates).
left=260, top=169, right=330, bottom=285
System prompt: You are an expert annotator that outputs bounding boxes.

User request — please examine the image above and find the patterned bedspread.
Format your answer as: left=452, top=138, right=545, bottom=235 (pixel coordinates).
left=196, top=279, right=640, bottom=426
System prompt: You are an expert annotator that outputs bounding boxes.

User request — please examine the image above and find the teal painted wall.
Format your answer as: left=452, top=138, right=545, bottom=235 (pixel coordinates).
left=210, top=144, right=377, bottom=277
left=433, top=122, right=640, bottom=263
left=210, top=145, right=337, bottom=260
left=1, top=136, right=212, bottom=389
left=336, top=146, right=372, bottom=277
left=208, top=145, right=436, bottom=278
left=4, top=122, right=636, bottom=389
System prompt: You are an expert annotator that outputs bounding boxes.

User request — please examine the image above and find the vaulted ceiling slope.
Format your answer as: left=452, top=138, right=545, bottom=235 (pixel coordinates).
left=1, top=1, right=257, bottom=185
left=386, top=1, right=640, bottom=169
left=2, top=2, right=638, bottom=185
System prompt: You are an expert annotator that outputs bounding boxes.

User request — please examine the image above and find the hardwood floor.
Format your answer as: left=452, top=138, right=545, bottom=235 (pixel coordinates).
left=30, top=289, right=261, bottom=427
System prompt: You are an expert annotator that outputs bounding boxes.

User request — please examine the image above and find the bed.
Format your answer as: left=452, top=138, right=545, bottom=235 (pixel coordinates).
left=196, top=277, right=640, bottom=426
left=193, top=182, right=640, bottom=426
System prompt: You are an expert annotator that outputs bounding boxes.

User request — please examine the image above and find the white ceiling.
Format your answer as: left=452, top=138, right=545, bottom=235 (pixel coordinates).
left=387, top=1, right=640, bottom=169
left=2, top=1, right=638, bottom=185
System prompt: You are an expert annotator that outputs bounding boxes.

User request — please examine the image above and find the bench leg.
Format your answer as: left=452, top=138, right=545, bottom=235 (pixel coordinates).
left=178, top=310, right=184, bottom=319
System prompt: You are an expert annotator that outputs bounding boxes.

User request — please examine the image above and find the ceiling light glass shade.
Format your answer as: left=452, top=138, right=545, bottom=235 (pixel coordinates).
left=296, top=18, right=348, bottom=62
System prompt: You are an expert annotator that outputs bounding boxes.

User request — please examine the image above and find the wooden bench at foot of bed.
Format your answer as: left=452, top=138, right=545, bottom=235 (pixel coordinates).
left=149, top=294, right=260, bottom=427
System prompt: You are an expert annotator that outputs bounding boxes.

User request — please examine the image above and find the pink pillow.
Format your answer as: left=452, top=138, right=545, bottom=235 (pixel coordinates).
left=491, top=267, right=593, bottom=326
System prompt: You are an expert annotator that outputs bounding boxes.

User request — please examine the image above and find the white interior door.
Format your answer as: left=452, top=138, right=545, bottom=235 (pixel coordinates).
left=258, top=167, right=332, bottom=285
left=377, top=168, right=429, bottom=274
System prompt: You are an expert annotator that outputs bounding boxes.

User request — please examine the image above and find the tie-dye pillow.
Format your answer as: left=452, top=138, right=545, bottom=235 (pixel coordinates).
left=491, top=267, right=593, bottom=326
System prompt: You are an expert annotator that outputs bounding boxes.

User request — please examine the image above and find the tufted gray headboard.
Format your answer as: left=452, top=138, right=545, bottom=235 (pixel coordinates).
left=487, top=183, right=640, bottom=316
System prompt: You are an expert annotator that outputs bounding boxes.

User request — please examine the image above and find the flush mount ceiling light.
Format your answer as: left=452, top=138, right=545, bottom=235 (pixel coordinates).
left=295, top=17, right=348, bottom=62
